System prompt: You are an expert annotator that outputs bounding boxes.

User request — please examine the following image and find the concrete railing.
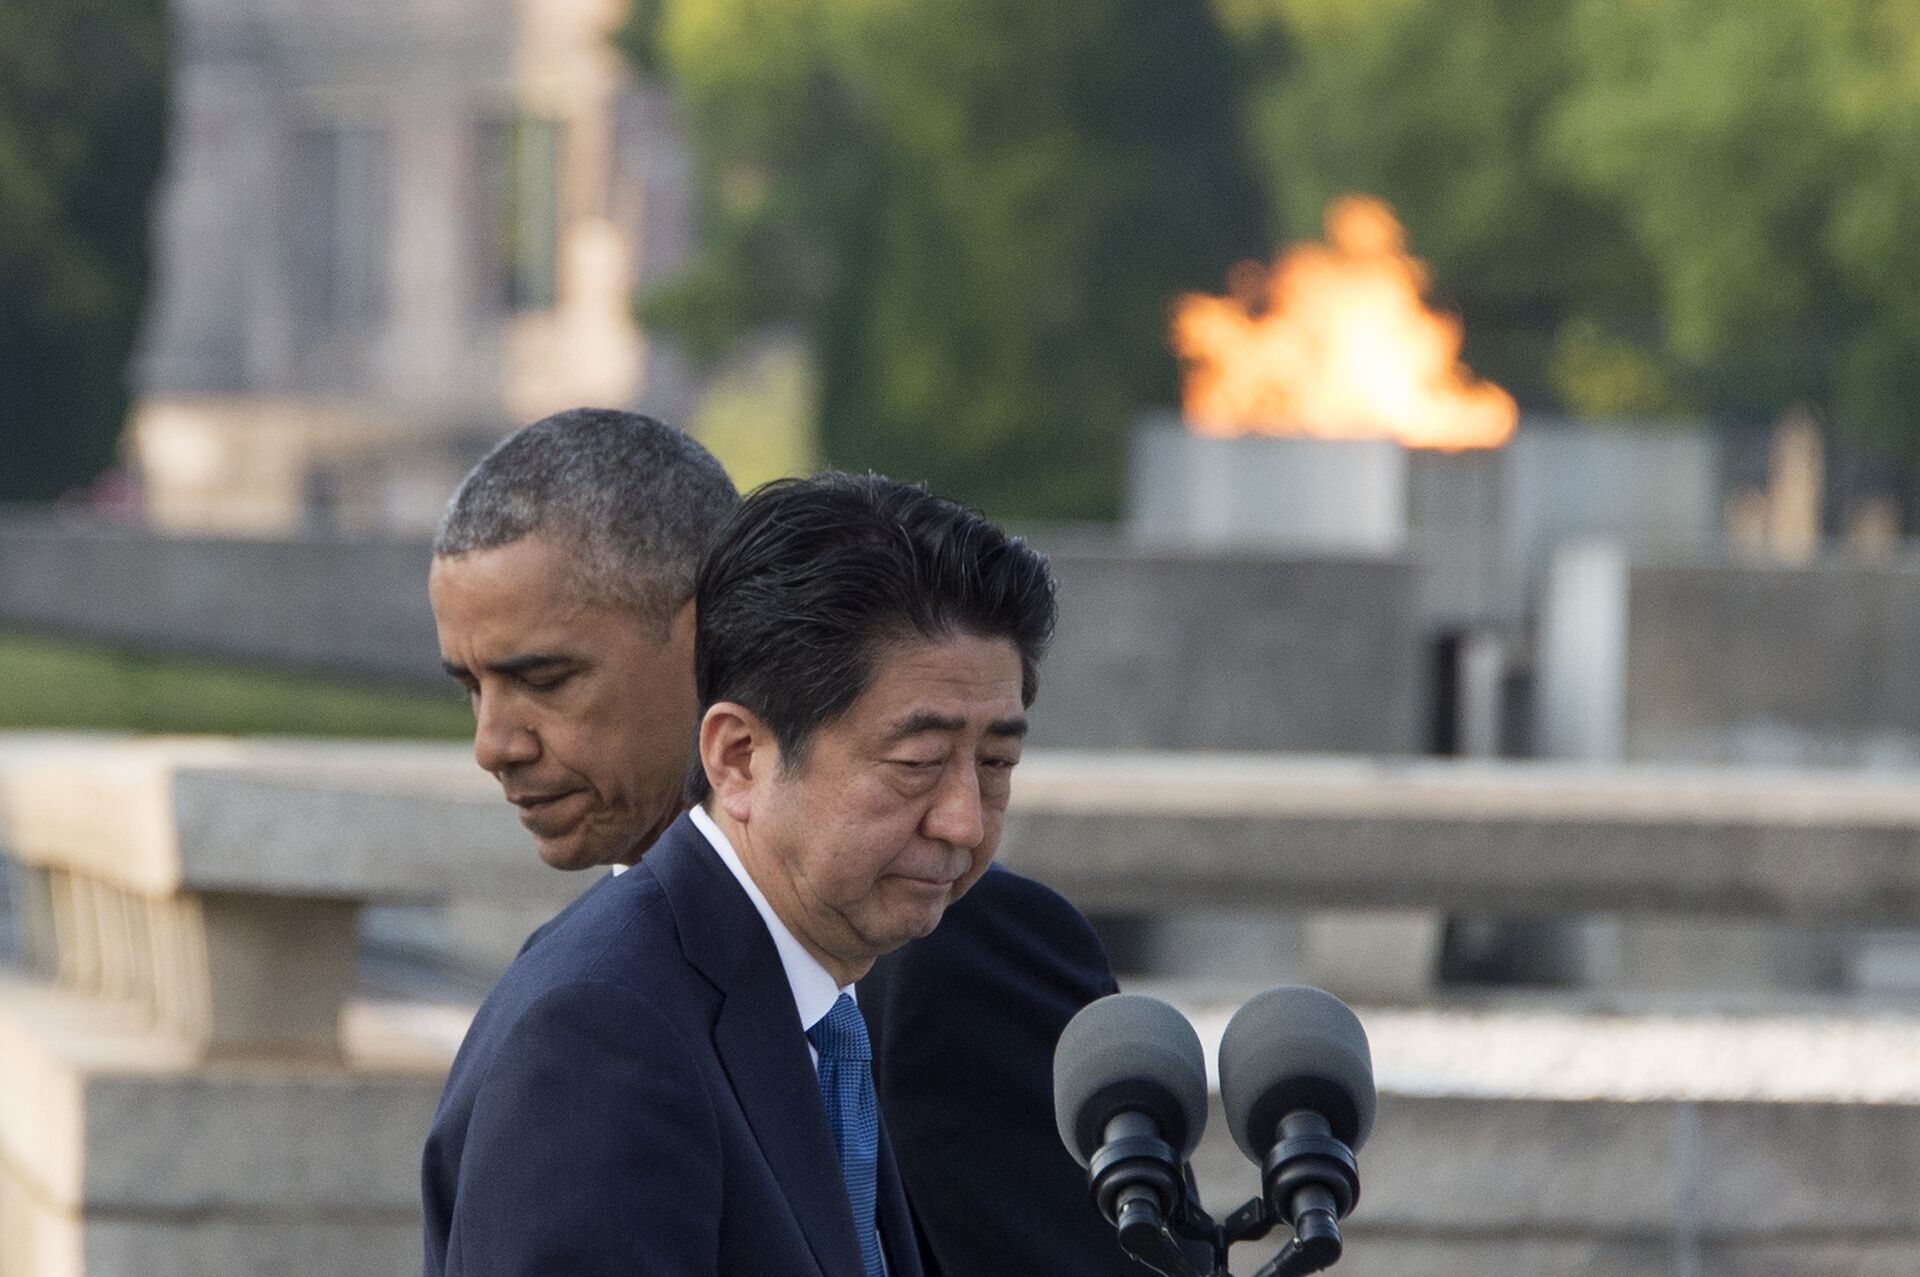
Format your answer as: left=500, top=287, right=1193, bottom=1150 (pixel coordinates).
left=1002, top=752, right=1920, bottom=922
left=17, top=741, right=1920, bottom=941
left=14, top=739, right=1918, bottom=1011
left=0, top=738, right=568, bottom=1059
left=0, top=738, right=571, bottom=1277
left=7, top=738, right=1920, bottom=1275
left=997, top=751, right=1920, bottom=1001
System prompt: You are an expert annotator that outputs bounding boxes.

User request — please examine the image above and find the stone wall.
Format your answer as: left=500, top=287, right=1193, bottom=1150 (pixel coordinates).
left=1537, top=548, right=1920, bottom=767
left=0, top=521, right=1427, bottom=753
left=0, top=515, right=440, bottom=683
left=1190, top=1090, right=1920, bottom=1277
left=1033, top=542, right=1422, bottom=753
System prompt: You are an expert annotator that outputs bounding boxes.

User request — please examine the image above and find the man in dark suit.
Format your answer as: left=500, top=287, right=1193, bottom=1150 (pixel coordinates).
left=426, top=470, right=1058, bottom=1274
left=424, top=411, right=1135, bottom=1275
left=425, top=813, right=925, bottom=1275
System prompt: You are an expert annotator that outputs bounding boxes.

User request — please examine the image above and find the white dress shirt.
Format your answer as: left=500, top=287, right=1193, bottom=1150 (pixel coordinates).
left=688, top=804, right=855, bottom=1069
left=624, top=810, right=888, bottom=1271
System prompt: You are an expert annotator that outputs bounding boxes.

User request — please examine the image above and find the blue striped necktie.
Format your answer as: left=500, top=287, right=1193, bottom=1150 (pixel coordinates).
left=807, top=993, right=886, bottom=1277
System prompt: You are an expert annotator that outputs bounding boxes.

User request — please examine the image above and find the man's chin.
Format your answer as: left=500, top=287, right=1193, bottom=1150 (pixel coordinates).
left=529, top=809, right=675, bottom=872
left=879, top=888, right=960, bottom=945
left=534, top=834, right=617, bottom=872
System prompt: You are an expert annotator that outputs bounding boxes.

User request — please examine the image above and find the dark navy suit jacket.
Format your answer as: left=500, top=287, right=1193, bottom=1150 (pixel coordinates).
left=421, top=815, right=924, bottom=1277
left=858, top=863, right=1151, bottom=1277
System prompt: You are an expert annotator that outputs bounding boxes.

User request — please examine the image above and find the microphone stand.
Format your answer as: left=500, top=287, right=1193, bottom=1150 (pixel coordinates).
left=1117, top=1189, right=1339, bottom=1277
left=1095, top=1110, right=1357, bottom=1277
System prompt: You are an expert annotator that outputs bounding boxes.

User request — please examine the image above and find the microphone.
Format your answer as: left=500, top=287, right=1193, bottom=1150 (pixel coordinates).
left=1053, top=993, right=1208, bottom=1267
left=1217, top=986, right=1374, bottom=1270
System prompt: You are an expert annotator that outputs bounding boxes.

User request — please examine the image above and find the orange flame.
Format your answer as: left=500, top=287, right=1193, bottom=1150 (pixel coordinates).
left=1171, top=196, right=1517, bottom=450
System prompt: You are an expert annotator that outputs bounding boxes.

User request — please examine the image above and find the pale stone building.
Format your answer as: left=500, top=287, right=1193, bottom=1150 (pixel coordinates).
left=131, top=0, right=701, bottom=532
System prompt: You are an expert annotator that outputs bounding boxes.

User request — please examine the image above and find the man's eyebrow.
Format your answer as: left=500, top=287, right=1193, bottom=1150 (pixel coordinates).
left=987, top=716, right=1030, bottom=740
left=885, top=710, right=1030, bottom=740
left=490, top=652, right=577, bottom=675
left=443, top=652, right=578, bottom=680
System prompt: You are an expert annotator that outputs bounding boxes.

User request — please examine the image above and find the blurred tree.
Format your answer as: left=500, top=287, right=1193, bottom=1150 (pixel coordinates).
left=0, top=0, right=169, bottom=500
left=1219, top=0, right=1682, bottom=418
left=632, top=0, right=1268, bottom=518
left=1551, top=0, right=1920, bottom=449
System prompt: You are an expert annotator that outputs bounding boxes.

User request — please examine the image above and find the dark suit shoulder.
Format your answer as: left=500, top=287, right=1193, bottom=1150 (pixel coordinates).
left=956, top=861, right=1095, bottom=927
left=431, top=867, right=682, bottom=1140
left=514, top=870, right=613, bottom=958
left=491, top=867, right=672, bottom=997
left=864, top=864, right=1117, bottom=1011
left=427, top=845, right=732, bottom=1276
left=967, top=864, right=1108, bottom=946
left=479, top=975, right=717, bottom=1118
left=468, top=962, right=710, bottom=1116
left=444, top=974, right=727, bottom=1274
left=858, top=865, right=1133, bottom=1277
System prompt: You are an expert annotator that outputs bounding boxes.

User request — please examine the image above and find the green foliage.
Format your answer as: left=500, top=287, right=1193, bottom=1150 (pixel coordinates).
left=1550, top=0, right=1920, bottom=445
left=1548, top=318, right=1689, bottom=421
left=0, top=631, right=471, bottom=738
left=0, top=0, right=170, bottom=499
left=640, top=0, right=879, bottom=364
left=629, top=0, right=1920, bottom=486
left=1232, top=0, right=1920, bottom=445
left=610, top=0, right=669, bottom=75
left=637, top=0, right=1267, bottom=518
left=1228, top=0, right=1672, bottom=416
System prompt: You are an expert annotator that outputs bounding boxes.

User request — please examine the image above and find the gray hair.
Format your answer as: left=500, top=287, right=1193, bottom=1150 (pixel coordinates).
left=434, top=408, right=739, bottom=621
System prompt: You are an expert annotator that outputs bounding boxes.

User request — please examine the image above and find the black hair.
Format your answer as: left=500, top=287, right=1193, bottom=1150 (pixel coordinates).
left=691, top=472, right=1056, bottom=800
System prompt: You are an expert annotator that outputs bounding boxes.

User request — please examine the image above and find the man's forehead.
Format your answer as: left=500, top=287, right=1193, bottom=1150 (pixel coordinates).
left=431, top=548, right=651, bottom=663
left=856, top=634, right=1028, bottom=733
left=431, top=534, right=590, bottom=600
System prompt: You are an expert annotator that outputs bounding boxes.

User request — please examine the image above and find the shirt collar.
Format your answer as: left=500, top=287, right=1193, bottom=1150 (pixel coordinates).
left=688, top=804, right=851, bottom=1034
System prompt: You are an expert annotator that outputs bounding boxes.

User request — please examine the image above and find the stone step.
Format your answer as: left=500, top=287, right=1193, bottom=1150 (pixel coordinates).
left=0, top=974, right=444, bottom=1277
left=1143, top=985, right=1920, bottom=1274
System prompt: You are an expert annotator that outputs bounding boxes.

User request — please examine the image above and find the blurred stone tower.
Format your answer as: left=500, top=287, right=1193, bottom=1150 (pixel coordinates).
left=131, top=0, right=701, bottom=532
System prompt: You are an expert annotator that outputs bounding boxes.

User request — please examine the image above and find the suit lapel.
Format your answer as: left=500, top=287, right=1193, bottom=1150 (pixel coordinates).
left=715, top=957, right=868, bottom=1277
left=649, top=817, right=867, bottom=1277
left=875, top=1111, right=927, bottom=1277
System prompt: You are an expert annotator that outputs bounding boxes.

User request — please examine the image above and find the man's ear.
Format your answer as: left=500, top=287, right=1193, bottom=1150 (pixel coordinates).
left=699, top=701, right=777, bottom=824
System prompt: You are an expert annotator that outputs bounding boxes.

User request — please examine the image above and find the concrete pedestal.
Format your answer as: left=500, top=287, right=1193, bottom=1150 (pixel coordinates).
left=1129, top=422, right=1408, bottom=554
left=29, top=869, right=360, bottom=1060
left=0, top=975, right=444, bottom=1277
left=1128, top=416, right=1723, bottom=628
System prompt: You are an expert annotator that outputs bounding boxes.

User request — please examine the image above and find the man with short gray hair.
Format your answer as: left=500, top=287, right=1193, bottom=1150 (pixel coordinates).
left=427, top=407, right=737, bottom=872
left=435, top=406, right=736, bottom=623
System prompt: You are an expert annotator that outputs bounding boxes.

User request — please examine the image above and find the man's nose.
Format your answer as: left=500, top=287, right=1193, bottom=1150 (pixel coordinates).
left=923, top=764, right=987, bottom=851
left=473, top=695, right=540, bottom=774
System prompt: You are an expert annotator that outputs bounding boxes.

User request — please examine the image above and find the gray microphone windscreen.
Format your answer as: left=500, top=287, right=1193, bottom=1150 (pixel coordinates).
left=1053, top=993, right=1208, bottom=1166
left=1218, top=985, right=1375, bottom=1162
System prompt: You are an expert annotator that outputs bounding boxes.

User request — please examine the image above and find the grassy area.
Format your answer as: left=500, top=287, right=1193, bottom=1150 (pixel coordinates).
left=0, top=631, right=472, bottom=739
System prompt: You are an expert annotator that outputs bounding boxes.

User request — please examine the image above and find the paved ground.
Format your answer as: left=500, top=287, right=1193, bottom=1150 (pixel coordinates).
left=353, top=953, right=1920, bottom=1107
left=1137, top=979, right=1920, bottom=1102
